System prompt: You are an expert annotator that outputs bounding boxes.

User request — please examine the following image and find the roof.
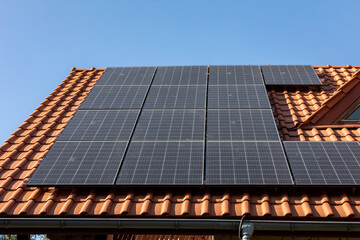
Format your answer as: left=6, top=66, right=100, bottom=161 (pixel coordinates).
left=0, top=66, right=360, bottom=219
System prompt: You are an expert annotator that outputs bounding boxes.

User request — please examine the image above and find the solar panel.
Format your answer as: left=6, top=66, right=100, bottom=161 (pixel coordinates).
left=28, top=141, right=128, bottom=185
left=116, top=141, right=204, bottom=185
left=209, top=65, right=263, bottom=85
left=96, top=67, right=156, bottom=86
left=31, top=65, right=302, bottom=187
left=152, top=66, right=207, bottom=85
left=80, top=86, right=148, bottom=109
left=207, top=85, right=270, bottom=109
left=261, top=65, right=322, bottom=85
left=207, top=110, right=280, bottom=141
left=58, top=110, right=139, bottom=141
left=144, top=86, right=206, bottom=109
left=133, top=110, right=205, bottom=141
left=284, top=141, right=360, bottom=185
left=206, top=141, right=293, bottom=185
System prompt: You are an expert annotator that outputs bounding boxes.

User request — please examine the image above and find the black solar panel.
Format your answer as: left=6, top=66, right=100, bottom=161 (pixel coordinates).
left=28, top=141, right=128, bottom=185
left=80, top=86, right=148, bottom=109
left=261, top=65, right=322, bottom=85
left=116, top=141, right=204, bottom=185
left=96, top=67, right=156, bottom=86
left=144, top=86, right=206, bottom=109
left=30, top=65, right=301, bottom=187
left=58, top=110, right=139, bottom=141
left=133, top=110, right=205, bottom=141
left=284, top=141, right=360, bottom=185
left=207, top=85, right=270, bottom=109
left=209, top=65, right=263, bottom=85
left=152, top=66, right=207, bottom=85
left=206, top=141, right=293, bottom=185
left=207, top=110, right=280, bottom=141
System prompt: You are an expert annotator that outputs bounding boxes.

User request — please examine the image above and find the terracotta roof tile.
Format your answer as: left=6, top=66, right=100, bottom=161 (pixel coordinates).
left=0, top=66, right=360, bottom=219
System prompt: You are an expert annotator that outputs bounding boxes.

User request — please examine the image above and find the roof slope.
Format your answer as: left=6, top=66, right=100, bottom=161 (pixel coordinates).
left=271, top=65, right=360, bottom=141
left=0, top=66, right=360, bottom=219
left=299, top=69, right=360, bottom=127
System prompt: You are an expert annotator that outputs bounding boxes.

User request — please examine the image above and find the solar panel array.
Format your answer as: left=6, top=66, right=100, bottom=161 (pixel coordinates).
left=261, top=65, right=322, bottom=85
left=32, top=65, right=360, bottom=188
left=284, top=141, right=360, bottom=185
left=205, top=65, right=293, bottom=185
left=117, top=66, right=207, bottom=185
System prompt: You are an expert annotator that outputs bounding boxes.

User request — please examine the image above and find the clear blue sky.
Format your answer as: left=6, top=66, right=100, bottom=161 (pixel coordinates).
left=1, top=0, right=360, bottom=145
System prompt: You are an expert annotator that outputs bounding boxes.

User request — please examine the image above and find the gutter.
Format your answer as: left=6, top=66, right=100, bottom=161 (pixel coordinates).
left=1, top=218, right=360, bottom=239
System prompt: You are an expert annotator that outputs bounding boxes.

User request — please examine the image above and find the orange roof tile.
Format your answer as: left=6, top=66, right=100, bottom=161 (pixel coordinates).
left=0, top=66, right=359, bottom=219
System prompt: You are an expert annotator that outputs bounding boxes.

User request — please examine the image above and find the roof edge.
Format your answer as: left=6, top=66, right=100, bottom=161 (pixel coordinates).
left=72, top=67, right=107, bottom=71
left=313, top=65, right=360, bottom=68
left=2, top=218, right=360, bottom=236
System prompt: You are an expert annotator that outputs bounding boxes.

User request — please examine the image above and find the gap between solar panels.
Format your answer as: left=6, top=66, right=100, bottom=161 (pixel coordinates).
left=29, top=65, right=330, bottom=187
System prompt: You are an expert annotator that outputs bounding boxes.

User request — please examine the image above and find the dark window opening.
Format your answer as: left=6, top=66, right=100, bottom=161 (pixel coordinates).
left=339, top=104, right=360, bottom=124
left=346, top=106, right=360, bottom=120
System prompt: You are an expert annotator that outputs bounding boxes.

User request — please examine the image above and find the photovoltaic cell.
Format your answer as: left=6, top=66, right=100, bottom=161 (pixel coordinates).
left=208, top=85, right=270, bottom=109
left=133, top=110, right=205, bottom=141
left=207, top=110, right=280, bottom=141
left=144, top=86, right=206, bottom=109
left=96, top=67, right=156, bottom=86
left=261, top=65, right=322, bottom=85
left=206, top=141, right=293, bottom=185
left=28, top=141, right=128, bottom=185
left=80, top=86, right=148, bottom=109
left=152, top=66, right=207, bottom=85
left=284, top=141, right=360, bottom=185
left=209, top=65, right=263, bottom=85
left=116, top=141, right=204, bottom=185
left=57, top=110, right=139, bottom=141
